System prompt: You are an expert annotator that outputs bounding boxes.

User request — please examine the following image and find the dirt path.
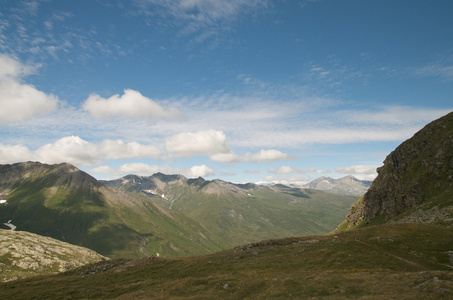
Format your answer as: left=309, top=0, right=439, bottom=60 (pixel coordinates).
left=354, top=240, right=426, bottom=269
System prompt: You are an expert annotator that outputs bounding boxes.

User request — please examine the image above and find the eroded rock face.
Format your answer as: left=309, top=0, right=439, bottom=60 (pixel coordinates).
left=343, top=111, right=453, bottom=227
left=0, top=229, right=106, bottom=282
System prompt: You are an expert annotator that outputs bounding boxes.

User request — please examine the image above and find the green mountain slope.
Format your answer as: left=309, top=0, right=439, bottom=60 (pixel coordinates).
left=1, top=223, right=452, bottom=299
left=0, top=162, right=226, bottom=259
left=338, top=111, right=453, bottom=231
left=103, top=174, right=358, bottom=246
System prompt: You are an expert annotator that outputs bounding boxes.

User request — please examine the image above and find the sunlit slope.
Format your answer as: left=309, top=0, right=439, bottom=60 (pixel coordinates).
left=0, top=162, right=226, bottom=258
left=104, top=175, right=358, bottom=246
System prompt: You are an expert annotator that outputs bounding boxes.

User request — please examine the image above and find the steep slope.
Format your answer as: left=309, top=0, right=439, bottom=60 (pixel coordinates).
left=103, top=174, right=358, bottom=246
left=1, top=223, right=452, bottom=299
left=0, top=162, right=226, bottom=259
left=0, top=229, right=106, bottom=282
left=302, top=175, right=372, bottom=196
left=338, top=111, right=453, bottom=231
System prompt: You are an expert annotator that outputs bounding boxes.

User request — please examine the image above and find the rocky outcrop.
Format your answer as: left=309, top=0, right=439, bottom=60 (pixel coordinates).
left=0, top=229, right=106, bottom=282
left=340, top=111, right=453, bottom=229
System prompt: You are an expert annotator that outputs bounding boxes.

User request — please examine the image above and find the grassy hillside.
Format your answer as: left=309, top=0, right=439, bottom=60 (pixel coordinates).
left=1, top=223, right=452, bottom=299
left=0, top=163, right=226, bottom=259
left=105, top=175, right=358, bottom=247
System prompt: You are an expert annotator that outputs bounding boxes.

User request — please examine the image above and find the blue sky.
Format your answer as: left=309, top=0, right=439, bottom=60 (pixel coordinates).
left=0, top=0, right=452, bottom=185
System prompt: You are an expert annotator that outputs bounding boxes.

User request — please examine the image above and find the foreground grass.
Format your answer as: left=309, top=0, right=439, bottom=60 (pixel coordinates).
left=1, top=223, right=452, bottom=299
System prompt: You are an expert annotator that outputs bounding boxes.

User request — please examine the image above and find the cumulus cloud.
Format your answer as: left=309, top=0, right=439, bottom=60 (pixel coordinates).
left=189, top=164, right=214, bottom=177
left=82, top=89, right=182, bottom=119
left=0, top=136, right=164, bottom=166
left=243, top=149, right=290, bottom=163
left=0, top=54, right=59, bottom=123
left=335, top=165, right=377, bottom=180
left=0, top=143, right=33, bottom=164
left=166, top=129, right=231, bottom=157
left=99, top=139, right=162, bottom=160
left=34, top=136, right=99, bottom=165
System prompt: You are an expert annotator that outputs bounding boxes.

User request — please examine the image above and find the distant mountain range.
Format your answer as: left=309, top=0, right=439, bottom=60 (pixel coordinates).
left=302, top=175, right=372, bottom=196
left=0, top=162, right=357, bottom=259
left=100, top=173, right=357, bottom=248
left=1, top=111, right=453, bottom=296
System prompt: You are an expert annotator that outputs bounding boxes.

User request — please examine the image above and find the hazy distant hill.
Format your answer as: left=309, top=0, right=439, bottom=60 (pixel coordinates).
left=338, top=111, right=453, bottom=231
left=102, top=174, right=358, bottom=246
left=302, top=175, right=372, bottom=196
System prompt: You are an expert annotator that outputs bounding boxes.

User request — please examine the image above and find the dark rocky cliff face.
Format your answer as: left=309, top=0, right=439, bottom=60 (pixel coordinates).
left=341, top=111, right=453, bottom=229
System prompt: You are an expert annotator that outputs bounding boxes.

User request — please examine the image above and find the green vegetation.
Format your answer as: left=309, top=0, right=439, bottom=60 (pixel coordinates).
left=110, top=177, right=358, bottom=248
left=1, top=223, right=452, bottom=299
left=0, top=163, right=227, bottom=259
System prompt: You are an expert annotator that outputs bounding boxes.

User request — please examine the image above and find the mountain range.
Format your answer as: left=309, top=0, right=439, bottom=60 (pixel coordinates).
left=0, top=162, right=357, bottom=260
left=0, top=111, right=452, bottom=298
left=302, top=175, right=372, bottom=196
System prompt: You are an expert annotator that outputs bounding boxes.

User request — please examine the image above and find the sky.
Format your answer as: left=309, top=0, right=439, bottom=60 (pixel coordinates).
left=0, top=0, right=452, bottom=185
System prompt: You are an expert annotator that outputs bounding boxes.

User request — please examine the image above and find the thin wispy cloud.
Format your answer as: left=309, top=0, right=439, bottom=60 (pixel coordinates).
left=0, top=1, right=452, bottom=184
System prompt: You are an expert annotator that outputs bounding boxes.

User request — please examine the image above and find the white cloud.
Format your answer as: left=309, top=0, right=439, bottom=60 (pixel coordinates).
left=0, top=54, right=59, bottom=123
left=335, top=165, right=377, bottom=177
left=209, top=152, right=240, bottom=163
left=166, top=129, right=231, bottom=157
left=243, top=149, right=290, bottom=163
left=0, top=143, right=33, bottom=164
left=189, top=164, right=214, bottom=177
left=99, top=139, right=162, bottom=160
left=268, top=166, right=296, bottom=175
left=34, top=136, right=100, bottom=166
left=91, top=163, right=162, bottom=177
left=82, top=89, right=182, bottom=119
left=91, top=163, right=214, bottom=178
left=0, top=136, right=164, bottom=166
left=336, top=106, right=453, bottom=126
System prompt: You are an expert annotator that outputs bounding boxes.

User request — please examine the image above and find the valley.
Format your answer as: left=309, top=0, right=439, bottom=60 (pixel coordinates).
left=0, top=111, right=452, bottom=298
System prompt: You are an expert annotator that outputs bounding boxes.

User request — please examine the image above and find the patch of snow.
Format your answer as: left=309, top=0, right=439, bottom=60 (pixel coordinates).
left=3, top=220, right=16, bottom=231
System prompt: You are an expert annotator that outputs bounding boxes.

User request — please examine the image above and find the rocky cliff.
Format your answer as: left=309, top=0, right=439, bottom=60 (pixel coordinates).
left=0, top=229, right=106, bottom=282
left=339, top=111, right=453, bottom=230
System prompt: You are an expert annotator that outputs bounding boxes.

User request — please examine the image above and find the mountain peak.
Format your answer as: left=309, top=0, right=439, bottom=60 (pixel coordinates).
left=339, top=111, right=453, bottom=230
left=303, top=175, right=371, bottom=196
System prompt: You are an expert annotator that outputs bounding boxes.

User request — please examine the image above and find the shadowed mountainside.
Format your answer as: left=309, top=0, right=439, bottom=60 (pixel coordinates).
left=337, top=111, right=453, bottom=231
